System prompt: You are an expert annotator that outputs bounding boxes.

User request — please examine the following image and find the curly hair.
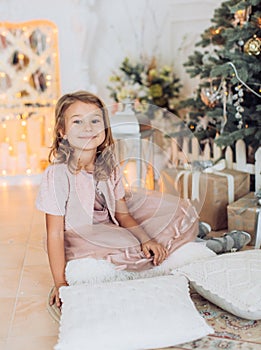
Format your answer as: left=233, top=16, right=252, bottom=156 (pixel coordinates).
left=49, top=90, right=116, bottom=180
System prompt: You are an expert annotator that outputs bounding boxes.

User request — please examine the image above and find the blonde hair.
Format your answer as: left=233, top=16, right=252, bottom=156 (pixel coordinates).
left=49, top=90, right=116, bottom=180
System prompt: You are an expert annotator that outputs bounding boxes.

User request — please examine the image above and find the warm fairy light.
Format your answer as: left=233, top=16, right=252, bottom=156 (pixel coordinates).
left=123, top=169, right=128, bottom=174
left=0, top=22, right=59, bottom=181
left=24, top=179, right=32, bottom=186
left=245, top=124, right=249, bottom=128
left=236, top=10, right=244, bottom=16
left=210, top=27, right=221, bottom=35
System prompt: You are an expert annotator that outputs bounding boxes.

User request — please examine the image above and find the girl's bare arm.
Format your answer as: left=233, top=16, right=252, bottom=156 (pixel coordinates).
left=46, top=214, right=68, bottom=306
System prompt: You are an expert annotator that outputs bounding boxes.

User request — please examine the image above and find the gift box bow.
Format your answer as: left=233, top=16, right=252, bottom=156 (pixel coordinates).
left=174, top=159, right=235, bottom=203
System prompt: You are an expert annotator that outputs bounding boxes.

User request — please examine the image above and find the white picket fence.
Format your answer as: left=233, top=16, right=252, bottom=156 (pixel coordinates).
left=170, top=137, right=261, bottom=192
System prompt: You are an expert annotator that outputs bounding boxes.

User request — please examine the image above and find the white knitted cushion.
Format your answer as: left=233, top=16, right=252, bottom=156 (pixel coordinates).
left=174, top=250, right=261, bottom=320
left=55, top=275, right=213, bottom=350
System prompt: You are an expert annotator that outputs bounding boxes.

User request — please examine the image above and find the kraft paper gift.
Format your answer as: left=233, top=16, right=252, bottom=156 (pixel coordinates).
left=159, top=167, right=250, bottom=230
left=227, top=192, right=260, bottom=246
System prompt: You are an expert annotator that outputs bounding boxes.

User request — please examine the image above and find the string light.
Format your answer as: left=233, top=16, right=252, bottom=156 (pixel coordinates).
left=227, top=62, right=261, bottom=98
left=0, top=20, right=59, bottom=183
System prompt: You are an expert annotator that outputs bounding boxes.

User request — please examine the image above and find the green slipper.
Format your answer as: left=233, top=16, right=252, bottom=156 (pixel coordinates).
left=224, top=230, right=251, bottom=251
left=206, top=230, right=251, bottom=254
left=206, top=235, right=234, bottom=254
left=46, top=286, right=61, bottom=323
left=198, top=222, right=211, bottom=239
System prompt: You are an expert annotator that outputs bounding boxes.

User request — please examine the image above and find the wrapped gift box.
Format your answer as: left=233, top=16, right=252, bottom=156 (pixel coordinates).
left=227, top=192, right=260, bottom=246
left=159, top=167, right=250, bottom=230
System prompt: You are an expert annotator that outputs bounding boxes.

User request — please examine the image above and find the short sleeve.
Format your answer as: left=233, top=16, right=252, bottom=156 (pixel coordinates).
left=35, top=164, right=69, bottom=216
left=113, top=165, right=126, bottom=200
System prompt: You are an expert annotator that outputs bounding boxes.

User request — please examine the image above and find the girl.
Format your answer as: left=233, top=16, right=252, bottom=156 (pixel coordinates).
left=36, top=91, right=250, bottom=308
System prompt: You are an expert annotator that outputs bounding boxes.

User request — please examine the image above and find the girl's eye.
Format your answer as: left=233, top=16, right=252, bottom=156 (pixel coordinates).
left=73, top=119, right=82, bottom=124
left=91, top=118, right=102, bottom=124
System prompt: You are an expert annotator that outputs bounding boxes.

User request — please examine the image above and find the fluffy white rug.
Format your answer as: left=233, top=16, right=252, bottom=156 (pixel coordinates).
left=65, top=241, right=215, bottom=285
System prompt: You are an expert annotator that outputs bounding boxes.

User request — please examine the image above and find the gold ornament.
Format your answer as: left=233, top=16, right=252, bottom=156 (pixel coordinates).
left=244, top=35, right=261, bottom=56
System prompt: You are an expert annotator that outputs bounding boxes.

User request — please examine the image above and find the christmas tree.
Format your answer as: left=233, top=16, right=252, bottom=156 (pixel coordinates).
left=180, top=0, right=261, bottom=162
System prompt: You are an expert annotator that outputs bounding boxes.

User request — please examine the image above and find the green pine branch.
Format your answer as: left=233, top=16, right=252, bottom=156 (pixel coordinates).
left=180, top=0, right=261, bottom=152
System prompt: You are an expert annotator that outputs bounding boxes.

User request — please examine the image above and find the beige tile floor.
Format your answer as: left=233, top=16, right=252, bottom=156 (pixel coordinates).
left=0, top=184, right=59, bottom=350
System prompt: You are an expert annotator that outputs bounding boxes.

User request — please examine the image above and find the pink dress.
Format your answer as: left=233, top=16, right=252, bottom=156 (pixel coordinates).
left=36, top=163, right=199, bottom=271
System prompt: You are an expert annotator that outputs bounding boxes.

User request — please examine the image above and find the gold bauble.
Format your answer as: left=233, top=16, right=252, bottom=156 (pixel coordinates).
left=244, top=35, right=261, bottom=56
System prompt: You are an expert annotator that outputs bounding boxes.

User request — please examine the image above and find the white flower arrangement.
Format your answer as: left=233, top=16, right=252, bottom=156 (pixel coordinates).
left=107, top=57, right=181, bottom=119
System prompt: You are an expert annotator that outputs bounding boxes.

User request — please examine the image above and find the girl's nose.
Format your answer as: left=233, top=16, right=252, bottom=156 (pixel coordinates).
left=83, top=120, right=92, bottom=131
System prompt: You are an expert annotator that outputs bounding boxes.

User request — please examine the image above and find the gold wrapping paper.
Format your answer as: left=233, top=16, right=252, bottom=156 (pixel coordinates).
left=159, top=168, right=250, bottom=230
left=227, top=192, right=259, bottom=246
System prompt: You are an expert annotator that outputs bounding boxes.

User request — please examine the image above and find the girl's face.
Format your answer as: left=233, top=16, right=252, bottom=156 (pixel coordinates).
left=63, top=101, right=106, bottom=152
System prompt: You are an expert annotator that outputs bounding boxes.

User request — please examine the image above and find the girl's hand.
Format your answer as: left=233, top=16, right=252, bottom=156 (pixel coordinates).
left=49, top=283, right=68, bottom=309
left=141, top=240, right=168, bottom=266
